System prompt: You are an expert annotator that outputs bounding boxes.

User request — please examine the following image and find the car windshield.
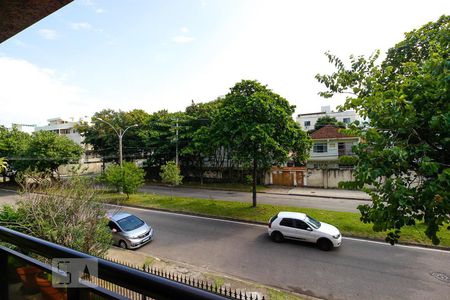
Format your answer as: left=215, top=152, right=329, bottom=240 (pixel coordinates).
left=117, top=215, right=145, bottom=232
left=306, top=215, right=321, bottom=229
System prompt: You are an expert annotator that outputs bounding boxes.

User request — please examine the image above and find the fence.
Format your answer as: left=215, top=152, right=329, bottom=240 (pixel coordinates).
left=93, top=257, right=266, bottom=300
left=0, top=225, right=228, bottom=300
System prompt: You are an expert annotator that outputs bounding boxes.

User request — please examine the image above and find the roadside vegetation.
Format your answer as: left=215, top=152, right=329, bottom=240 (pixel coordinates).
left=102, top=161, right=145, bottom=198
left=0, top=173, right=112, bottom=256
left=100, top=192, right=450, bottom=248
left=316, top=15, right=449, bottom=245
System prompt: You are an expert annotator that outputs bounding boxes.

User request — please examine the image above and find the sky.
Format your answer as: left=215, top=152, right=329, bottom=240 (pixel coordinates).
left=0, top=0, right=449, bottom=127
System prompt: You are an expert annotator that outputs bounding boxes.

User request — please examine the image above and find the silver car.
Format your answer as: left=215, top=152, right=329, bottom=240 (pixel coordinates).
left=107, top=213, right=154, bottom=249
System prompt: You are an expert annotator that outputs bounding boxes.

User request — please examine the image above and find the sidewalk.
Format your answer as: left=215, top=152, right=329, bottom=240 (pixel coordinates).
left=107, top=248, right=313, bottom=300
left=263, top=186, right=371, bottom=201
left=144, top=182, right=372, bottom=201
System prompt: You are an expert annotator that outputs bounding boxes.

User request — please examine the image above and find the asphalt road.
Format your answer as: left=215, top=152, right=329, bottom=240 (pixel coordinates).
left=140, top=185, right=363, bottom=213
left=113, top=206, right=450, bottom=300
left=2, top=189, right=449, bottom=299
left=0, top=189, right=19, bottom=206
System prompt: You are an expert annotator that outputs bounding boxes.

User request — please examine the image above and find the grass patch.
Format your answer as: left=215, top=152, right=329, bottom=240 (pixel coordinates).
left=100, top=192, right=450, bottom=248
left=203, top=273, right=225, bottom=287
left=143, top=257, right=155, bottom=267
left=267, top=288, right=303, bottom=300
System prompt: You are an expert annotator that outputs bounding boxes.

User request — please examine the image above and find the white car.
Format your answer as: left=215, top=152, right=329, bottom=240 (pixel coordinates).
left=268, top=212, right=342, bottom=251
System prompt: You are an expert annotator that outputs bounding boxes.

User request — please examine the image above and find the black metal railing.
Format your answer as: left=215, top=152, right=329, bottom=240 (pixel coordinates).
left=0, top=225, right=229, bottom=300
left=104, top=258, right=265, bottom=300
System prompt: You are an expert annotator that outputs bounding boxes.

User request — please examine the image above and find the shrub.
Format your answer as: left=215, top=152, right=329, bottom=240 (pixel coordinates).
left=103, top=162, right=145, bottom=198
left=339, top=155, right=359, bottom=166
left=160, top=161, right=183, bottom=186
left=0, top=174, right=111, bottom=256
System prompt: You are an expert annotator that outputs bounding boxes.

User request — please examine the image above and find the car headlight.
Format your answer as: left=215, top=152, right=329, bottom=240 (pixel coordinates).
left=332, top=234, right=341, bottom=239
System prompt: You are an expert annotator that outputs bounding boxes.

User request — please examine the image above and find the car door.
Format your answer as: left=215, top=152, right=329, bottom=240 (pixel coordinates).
left=292, top=219, right=315, bottom=242
left=108, top=220, right=122, bottom=245
left=278, top=218, right=298, bottom=239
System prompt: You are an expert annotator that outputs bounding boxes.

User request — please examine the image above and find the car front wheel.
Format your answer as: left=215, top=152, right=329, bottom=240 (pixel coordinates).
left=271, top=231, right=284, bottom=243
left=119, top=240, right=128, bottom=249
left=317, top=238, right=333, bottom=251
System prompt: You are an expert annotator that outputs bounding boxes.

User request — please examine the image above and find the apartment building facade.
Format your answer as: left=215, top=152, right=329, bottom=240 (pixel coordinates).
left=296, top=105, right=361, bottom=131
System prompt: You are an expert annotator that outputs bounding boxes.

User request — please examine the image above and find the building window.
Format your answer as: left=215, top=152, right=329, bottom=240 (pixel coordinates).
left=60, top=129, right=71, bottom=134
left=313, top=143, right=328, bottom=153
left=343, top=117, right=351, bottom=124
left=304, top=121, right=311, bottom=127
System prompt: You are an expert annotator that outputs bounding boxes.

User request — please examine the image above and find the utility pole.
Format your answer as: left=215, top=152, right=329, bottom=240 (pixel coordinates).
left=93, top=117, right=138, bottom=167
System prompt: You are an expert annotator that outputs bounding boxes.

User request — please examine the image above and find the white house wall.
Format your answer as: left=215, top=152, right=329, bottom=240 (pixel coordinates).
left=297, top=110, right=361, bottom=131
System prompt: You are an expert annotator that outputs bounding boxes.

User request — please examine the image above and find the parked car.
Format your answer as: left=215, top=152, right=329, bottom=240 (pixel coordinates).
left=107, top=213, right=154, bottom=249
left=268, top=212, right=342, bottom=251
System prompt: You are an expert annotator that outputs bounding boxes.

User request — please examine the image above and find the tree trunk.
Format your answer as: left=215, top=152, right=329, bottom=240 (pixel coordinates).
left=252, top=158, right=257, bottom=207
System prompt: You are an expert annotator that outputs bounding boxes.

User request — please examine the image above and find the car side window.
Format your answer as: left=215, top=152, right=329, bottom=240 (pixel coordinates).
left=294, top=220, right=310, bottom=230
left=279, top=218, right=295, bottom=228
left=108, top=221, right=121, bottom=232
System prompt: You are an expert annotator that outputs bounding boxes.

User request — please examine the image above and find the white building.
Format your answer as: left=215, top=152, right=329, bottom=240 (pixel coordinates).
left=35, top=117, right=84, bottom=145
left=296, top=105, right=361, bottom=131
left=307, top=125, right=360, bottom=169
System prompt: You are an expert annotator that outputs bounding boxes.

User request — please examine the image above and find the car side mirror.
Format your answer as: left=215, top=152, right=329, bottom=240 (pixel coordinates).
left=111, top=228, right=117, bottom=233
left=306, top=227, right=313, bottom=231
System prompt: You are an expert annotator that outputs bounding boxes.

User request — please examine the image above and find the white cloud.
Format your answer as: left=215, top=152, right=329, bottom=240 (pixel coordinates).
left=171, top=35, right=195, bottom=44
left=0, top=56, right=102, bottom=127
left=70, top=22, right=92, bottom=30
left=180, top=27, right=189, bottom=33
left=80, top=0, right=104, bottom=14
left=37, top=29, right=58, bottom=40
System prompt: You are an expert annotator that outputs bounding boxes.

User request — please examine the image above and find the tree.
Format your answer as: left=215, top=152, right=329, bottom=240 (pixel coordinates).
left=145, top=110, right=185, bottom=168
left=0, top=126, right=31, bottom=177
left=103, top=162, right=145, bottom=198
left=211, top=80, right=311, bottom=206
left=316, top=15, right=449, bottom=245
left=77, top=109, right=150, bottom=163
left=0, top=174, right=111, bottom=256
left=182, top=98, right=224, bottom=183
left=314, top=116, right=340, bottom=130
left=0, top=157, right=7, bottom=173
left=0, top=127, right=82, bottom=176
left=21, top=131, right=83, bottom=174
left=160, top=161, right=183, bottom=186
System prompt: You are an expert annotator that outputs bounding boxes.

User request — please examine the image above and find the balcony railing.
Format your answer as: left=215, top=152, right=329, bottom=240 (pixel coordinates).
left=338, top=149, right=354, bottom=156
left=0, top=226, right=228, bottom=300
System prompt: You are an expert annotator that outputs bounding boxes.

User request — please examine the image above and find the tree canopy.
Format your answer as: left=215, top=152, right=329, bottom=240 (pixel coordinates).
left=0, top=127, right=83, bottom=174
left=314, top=116, right=340, bottom=130
left=316, top=15, right=449, bottom=245
left=210, top=80, right=311, bottom=206
left=77, top=109, right=150, bottom=163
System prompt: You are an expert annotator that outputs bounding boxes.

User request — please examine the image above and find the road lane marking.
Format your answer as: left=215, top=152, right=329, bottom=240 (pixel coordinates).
left=108, top=204, right=450, bottom=254
left=106, top=203, right=268, bottom=228
left=342, top=237, right=450, bottom=253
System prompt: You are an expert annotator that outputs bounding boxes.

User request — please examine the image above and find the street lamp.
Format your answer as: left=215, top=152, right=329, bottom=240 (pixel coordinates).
left=93, top=117, right=138, bottom=167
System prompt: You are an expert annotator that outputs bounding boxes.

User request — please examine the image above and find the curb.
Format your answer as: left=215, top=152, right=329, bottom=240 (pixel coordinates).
left=115, top=203, right=450, bottom=252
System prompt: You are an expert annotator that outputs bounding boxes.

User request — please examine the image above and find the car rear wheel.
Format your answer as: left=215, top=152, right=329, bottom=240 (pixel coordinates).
left=317, top=238, right=333, bottom=251
left=271, top=231, right=284, bottom=243
left=119, top=240, right=128, bottom=249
